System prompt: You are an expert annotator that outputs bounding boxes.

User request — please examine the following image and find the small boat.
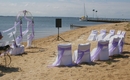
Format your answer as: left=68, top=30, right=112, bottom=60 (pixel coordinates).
left=79, top=16, right=88, bottom=21
left=79, top=3, right=88, bottom=21
left=70, top=24, right=87, bottom=28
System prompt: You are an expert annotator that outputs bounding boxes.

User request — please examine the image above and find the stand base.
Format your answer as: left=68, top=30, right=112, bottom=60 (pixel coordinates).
left=53, top=35, right=69, bottom=42
left=53, top=27, right=69, bottom=42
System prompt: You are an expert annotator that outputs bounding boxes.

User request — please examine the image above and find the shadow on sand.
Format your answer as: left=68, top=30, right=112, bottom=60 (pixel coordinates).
left=0, top=65, right=19, bottom=77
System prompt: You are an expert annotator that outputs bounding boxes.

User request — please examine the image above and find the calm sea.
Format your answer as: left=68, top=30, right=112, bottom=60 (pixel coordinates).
left=0, top=16, right=108, bottom=42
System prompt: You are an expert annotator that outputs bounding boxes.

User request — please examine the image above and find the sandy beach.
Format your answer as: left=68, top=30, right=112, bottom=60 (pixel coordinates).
left=0, top=22, right=130, bottom=80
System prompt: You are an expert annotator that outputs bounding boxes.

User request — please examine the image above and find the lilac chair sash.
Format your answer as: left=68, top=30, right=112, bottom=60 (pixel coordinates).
left=76, top=49, right=90, bottom=64
left=52, top=46, right=71, bottom=66
left=91, top=43, right=108, bottom=61
left=119, top=39, right=124, bottom=53
left=110, top=30, right=115, bottom=35
left=109, top=40, right=119, bottom=55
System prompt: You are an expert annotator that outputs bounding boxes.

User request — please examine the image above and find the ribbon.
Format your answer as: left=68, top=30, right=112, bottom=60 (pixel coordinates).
left=109, top=40, right=119, bottom=56
left=2, top=10, right=34, bottom=46
left=15, top=19, right=23, bottom=45
left=91, top=42, right=108, bottom=61
left=76, top=49, right=90, bottom=64
left=52, top=46, right=71, bottom=66
left=2, top=21, right=20, bottom=34
left=119, top=38, right=124, bottom=53
left=22, top=10, right=34, bottom=37
left=27, top=33, right=34, bottom=41
left=32, top=20, right=35, bottom=36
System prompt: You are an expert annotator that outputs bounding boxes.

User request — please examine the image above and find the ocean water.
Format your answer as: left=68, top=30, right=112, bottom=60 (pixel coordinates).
left=0, top=16, right=108, bottom=42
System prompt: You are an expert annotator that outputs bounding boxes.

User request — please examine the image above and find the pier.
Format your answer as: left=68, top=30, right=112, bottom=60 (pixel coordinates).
left=87, top=17, right=130, bottom=23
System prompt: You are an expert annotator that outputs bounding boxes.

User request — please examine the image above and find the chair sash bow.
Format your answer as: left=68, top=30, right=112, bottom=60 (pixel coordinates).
left=52, top=46, right=71, bottom=66
left=109, top=41, right=118, bottom=55
left=76, top=49, right=90, bottom=64
left=91, top=43, right=108, bottom=61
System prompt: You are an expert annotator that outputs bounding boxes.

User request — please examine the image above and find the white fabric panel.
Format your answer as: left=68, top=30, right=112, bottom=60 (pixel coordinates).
left=52, top=43, right=73, bottom=66
left=91, top=40, right=109, bottom=61
left=87, top=30, right=98, bottom=41
left=96, top=29, right=106, bottom=41
left=104, top=29, right=115, bottom=40
left=109, top=37, right=120, bottom=56
left=73, top=43, right=91, bottom=64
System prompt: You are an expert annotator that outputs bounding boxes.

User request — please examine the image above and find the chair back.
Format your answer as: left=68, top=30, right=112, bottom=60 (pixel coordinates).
left=109, top=37, right=120, bottom=56
left=78, top=43, right=90, bottom=52
left=112, top=37, right=120, bottom=43
left=121, top=31, right=126, bottom=37
left=96, top=29, right=106, bottom=41
left=98, top=40, right=109, bottom=60
left=58, top=43, right=71, bottom=55
left=98, top=40, right=109, bottom=49
left=109, top=29, right=115, bottom=35
left=52, top=43, right=72, bottom=66
left=100, top=29, right=106, bottom=34
left=92, top=30, right=98, bottom=34
left=91, top=40, right=109, bottom=61
left=118, top=37, right=124, bottom=53
left=87, top=30, right=98, bottom=41
left=75, top=43, right=91, bottom=63
left=104, top=30, right=115, bottom=41
left=117, top=30, right=122, bottom=35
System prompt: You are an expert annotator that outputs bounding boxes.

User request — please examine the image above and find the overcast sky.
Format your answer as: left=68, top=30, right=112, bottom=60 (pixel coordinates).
left=0, top=0, right=130, bottom=18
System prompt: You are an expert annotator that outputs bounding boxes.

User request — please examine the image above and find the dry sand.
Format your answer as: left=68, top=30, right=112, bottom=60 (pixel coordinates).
left=0, top=22, right=130, bottom=80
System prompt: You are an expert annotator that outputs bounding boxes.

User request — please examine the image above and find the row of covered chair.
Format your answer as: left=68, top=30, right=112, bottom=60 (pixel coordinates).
left=51, top=34, right=125, bottom=66
left=87, top=29, right=126, bottom=41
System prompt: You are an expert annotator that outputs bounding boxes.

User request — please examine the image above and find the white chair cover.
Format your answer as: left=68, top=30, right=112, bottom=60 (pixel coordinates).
left=104, top=29, right=115, bottom=40
left=73, top=43, right=91, bottom=64
left=118, top=36, right=124, bottom=54
left=109, top=37, right=120, bottom=56
left=111, top=30, right=126, bottom=39
left=52, top=43, right=73, bottom=66
left=121, top=31, right=126, bottom=37
left=117, top=30, right=122, bottom=35
left=91, top=40, right=109, bottom=61
left=110, top=29, right=115, bottom=35
left=96, top=29, right=106, bottom=41
left=117, top=31, right=126, bottom=53
left=9, top=41, right=24, bottom=55
left=87, top=30, right=98, bottom=41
